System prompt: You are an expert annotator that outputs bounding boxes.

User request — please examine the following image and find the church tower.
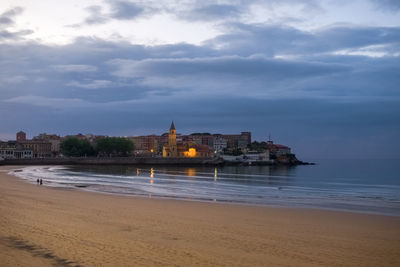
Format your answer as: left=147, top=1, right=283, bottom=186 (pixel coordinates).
left=168, top=121, right=178, bottom=157
left=163, top=121, right=178, bottom=157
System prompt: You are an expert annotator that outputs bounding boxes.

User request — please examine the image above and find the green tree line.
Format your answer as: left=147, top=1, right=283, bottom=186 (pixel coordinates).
left=60, top=137, right=134, bottom=157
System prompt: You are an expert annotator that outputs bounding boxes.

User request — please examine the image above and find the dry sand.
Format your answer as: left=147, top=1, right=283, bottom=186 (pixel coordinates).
left=0, top=165, right=399, bottom=267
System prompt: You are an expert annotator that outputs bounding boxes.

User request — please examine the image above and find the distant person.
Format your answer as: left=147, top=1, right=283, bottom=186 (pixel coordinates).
left=36, top=178, right=39, bottom=185
left=40, top=179, right=43, bottom=185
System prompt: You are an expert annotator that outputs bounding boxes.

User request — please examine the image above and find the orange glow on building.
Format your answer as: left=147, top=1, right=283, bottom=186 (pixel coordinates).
left=184, top=148, right=197, bottom=157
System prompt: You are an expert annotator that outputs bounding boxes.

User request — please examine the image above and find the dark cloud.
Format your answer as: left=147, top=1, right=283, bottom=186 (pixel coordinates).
left=208, top=23, right=400, bottom=56
left=180, top=4, right=242, bottom=21
left=173, top=0, right=323, bottom=22
left=0, top=16, right=13, bottom=25
left=0, top=7, right=24, bottom=27
left=109, top=0, right=145, bottom=20
left=84, top=5, right=109, bottom=25
left=316, top=26, right=400, bottom=51
left=0, top=6, right=24, bottom=26
left=0, top=29, right=33, bottom=40
left=370, top=0, right=400, bottom=11
left=53, top=64, right=98, bottom=72
left=108, top=56, right=347, bottom=78
left=81, top=1, right=148, bottom=25
left=106, top=56, right=351, bottom=99
left=79, top=0, right=323, bottom=25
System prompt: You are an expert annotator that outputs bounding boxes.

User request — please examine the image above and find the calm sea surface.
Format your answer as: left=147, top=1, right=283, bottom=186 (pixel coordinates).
left=11, top=159, right=400, bottom=216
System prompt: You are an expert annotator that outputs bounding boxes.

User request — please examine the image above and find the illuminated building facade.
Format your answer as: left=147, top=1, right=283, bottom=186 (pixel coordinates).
left=130, top=135, right=159, bottom=154
left=19, top=141, right=52, bottom=158
left=163, top=122, right=213, bottom=158
left=162, top=122, right=178, bottom=157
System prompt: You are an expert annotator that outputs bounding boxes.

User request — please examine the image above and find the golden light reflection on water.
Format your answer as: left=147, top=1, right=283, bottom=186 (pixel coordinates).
left=187, top=168, right=196, bottom=178
left=150, top=168, right=154, bottom=184
left=214, top=168, right=218, bottom=181
left=136, top=169, right=140, bottom=176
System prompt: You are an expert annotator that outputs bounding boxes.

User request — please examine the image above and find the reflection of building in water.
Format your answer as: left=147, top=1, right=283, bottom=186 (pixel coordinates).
left=163, top=122, right=213, bottom=158
left=150, top=168, right=154, bottom=184
left=187, top=168, right=196, bottom=177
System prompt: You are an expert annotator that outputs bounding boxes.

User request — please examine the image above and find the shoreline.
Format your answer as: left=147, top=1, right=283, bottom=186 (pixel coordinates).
left=9, top=165, right=399, bottom=218
left=1, top=165, right=400, bottom=266
left=15, top=175, right=400, bottom=219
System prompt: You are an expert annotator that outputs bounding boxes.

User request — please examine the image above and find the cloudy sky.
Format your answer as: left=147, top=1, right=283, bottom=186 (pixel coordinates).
left=1, top=0, right=399, bottom=159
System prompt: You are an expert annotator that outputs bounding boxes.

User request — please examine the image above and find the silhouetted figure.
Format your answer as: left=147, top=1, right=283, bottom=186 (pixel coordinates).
left=40, top=179, right=43, bottom=185
left=36, top=178, right=39, bottom=185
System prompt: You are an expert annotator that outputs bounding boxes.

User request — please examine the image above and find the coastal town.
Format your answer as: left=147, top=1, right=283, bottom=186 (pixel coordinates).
left=0, top=122, right=302, bottom=165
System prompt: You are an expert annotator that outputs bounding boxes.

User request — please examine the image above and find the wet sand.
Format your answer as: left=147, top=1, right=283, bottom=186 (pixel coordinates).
left=1, top=165, right=399, bottom=266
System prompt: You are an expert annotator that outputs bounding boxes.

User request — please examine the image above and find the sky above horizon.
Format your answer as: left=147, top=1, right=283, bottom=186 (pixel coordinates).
left=1, top=0, right=399, bottom=160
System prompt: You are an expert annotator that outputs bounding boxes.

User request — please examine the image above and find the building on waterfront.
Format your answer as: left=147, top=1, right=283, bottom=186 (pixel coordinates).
left=1, top=132, right=52, bottom=159
left=221, top=132, right=251, bottom=150
left=0, top=148, right=33, bottom=159
left=129, top=123, right=250, bottom=156
left=185, top=133, right=214, bottom=147
left=19, top=140, right=52, bottom=158
left=180, top=143, right=213, bottom=158
left=163, top=122, right=178, bottom=157
left=130, top=135, right=160, bottom=155
left=16, top=131, right=26, bottom=142
left=33, top=133, right=62, bottom=156
left=163, top=122, right=213, bottom=158
left=213, top=136, right=228, bottom=153
left=0, top=141, right=32, bottom=159
left=244, top=151, right=270, bottom=162
left=266, top=140, right=291, bottom=157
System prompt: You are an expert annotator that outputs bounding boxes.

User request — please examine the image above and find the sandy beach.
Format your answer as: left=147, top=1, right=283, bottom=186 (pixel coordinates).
left=0, top=166, right=399, bottom=266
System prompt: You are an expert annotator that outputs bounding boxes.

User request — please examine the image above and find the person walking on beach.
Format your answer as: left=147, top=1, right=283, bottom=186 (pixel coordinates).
left=37, top=178, right=39, bottom=185
left=39, top=179, right=43, bottom=185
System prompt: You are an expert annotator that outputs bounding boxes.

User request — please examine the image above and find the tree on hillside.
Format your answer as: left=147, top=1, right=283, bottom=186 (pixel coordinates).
left=247, top=141, right=268, bottom=152
left=96, top=137, right=134, bottom=157
left=60, top=137, right=95, bottom=157
left=223, top=148, right=243, bottom=156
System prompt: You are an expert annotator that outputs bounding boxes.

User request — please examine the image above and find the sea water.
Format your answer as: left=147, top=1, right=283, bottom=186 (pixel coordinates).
left=11, top=159, right=400, bottom=216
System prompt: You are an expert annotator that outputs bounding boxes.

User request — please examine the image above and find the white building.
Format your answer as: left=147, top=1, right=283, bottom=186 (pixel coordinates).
left=0, top=149, right=33, bottom=159
left=244, top=151, right=270, bottom=162
left=213, top=137, right=228, bottom=152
